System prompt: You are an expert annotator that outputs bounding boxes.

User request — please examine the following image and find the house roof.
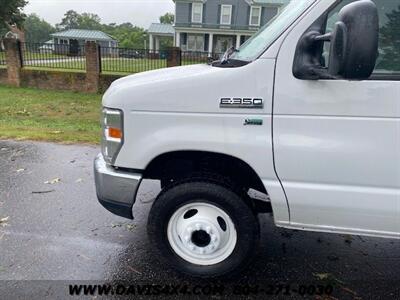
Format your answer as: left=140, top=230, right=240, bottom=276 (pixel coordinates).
left=148, top=23, right=175, bottom=36
left=51, top=29, right=116, bottom=41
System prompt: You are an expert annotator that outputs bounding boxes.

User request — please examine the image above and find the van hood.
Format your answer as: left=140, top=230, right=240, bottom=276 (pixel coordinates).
left=109, top=64, right=216, bottom=88
left=102, top=59, right=274, bottom=114
left=103, top=64, right=219, bottom=104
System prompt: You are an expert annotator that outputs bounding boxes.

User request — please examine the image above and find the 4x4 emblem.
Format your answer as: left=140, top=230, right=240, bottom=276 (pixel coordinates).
left=220, top=98, right=264, bottom=109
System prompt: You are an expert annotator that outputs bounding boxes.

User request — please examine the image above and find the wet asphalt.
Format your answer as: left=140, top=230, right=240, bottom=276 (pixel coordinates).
left=0, top=140, right=399, bottom=299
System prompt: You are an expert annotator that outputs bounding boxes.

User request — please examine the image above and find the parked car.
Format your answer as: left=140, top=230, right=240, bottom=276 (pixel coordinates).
left=119, top=49, right=143, bottom=59
left=94, top=0, right=400, bottom=278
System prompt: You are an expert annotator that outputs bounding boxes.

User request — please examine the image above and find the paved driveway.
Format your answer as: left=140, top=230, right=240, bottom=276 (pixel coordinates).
left=0, top=140, right=399, bottom=299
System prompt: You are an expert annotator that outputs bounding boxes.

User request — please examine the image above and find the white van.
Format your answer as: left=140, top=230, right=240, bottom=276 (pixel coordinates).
left=94, top=0, right=400, bottom=277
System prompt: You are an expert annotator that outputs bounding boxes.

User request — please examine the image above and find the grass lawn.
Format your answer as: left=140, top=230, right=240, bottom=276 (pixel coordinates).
left=0, top=85, right=102, bottom=144
left=24, top=58, right=168, bottom=74
left=23, top=57, right=206, bottom=74
left=101, top=58, right=167, bottom=73
left=1, top=52, right=209, bottom=72
left=2, top=51, right=68, bottom=62
left=22, top=51, right=70, bottom=60
left=24, top=62, right=86, bottom=72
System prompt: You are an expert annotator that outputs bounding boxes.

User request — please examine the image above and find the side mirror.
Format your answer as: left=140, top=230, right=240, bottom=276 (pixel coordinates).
left=293, top=0, right=379, bottom=80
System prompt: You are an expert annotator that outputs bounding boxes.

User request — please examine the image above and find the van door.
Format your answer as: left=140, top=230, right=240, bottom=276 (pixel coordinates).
left=273, top=0, right=400, bottom=237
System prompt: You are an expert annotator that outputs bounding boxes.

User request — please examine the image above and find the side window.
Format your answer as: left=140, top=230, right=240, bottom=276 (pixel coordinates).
left=324, top=0, right=400, bottom=75
left=220, top=5, right=233, bottom=25
left=187, top=35, right=205, bottom=52
left=192, top=3, right=203, bottom=23
left=250, top=6, right=262, bottom=26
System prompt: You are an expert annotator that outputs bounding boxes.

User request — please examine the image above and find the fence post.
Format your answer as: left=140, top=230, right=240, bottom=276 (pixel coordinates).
left=85, top=41, right=100, bottom=93
left=167, top=47, right=182, bottom=67
left=4, top=38, right=22, bottom=87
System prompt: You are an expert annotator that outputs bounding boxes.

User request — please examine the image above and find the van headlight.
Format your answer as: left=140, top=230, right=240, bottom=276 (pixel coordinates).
left=101, top=108, right=123, bottom=164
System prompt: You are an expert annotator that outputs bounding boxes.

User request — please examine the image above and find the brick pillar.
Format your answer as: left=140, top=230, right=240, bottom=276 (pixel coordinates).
left=4, top=38, right=22, bottom=87
left=85, top=41, right=100, bottom=93
left=167, top=47, right=182, bottom=68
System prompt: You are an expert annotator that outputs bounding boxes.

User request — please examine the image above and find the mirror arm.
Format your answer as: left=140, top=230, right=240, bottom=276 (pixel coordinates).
left=314, top=32, right=332, bottom=42
left=304, top=65, right=339, bottom=80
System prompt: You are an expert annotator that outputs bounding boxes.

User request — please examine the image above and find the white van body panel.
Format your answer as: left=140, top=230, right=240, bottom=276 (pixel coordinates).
left=100, top=0, right=400, bottom=239
left=103, top=59, right=290, bottom=223
left=273, top=0, right=400, bottom=237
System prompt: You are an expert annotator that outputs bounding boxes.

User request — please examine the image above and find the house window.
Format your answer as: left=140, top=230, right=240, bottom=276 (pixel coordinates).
left=59, top=39, right=69, bottom=44
left=250, top=6, right=262, bottom=26
left=192, top=2, right=203, bottom=23
left=187, top=34, right=205, bottom=52
left=220, top=5, right=232, bottom=25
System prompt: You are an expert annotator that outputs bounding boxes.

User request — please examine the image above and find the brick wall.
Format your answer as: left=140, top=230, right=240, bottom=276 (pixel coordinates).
left=4, top=39, right=22, bottom=87
left=1, top=39, right=182, bottom=93
left=20, top=69, right=88, bottom=92
left=85, top=41, right=100, bottom=93
left=167, top=47, right=182, bottom=68
left=0, top=69, right=8, bottom=85
left=18, top=69, right=124, bottom=93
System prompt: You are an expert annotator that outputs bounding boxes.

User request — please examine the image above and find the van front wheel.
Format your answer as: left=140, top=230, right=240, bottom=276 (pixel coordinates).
left=147, top=181, right=259, bottom=277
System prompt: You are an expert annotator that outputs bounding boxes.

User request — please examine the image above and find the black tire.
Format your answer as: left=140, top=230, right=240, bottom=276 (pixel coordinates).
left=147, top=180, right=260, bottom=278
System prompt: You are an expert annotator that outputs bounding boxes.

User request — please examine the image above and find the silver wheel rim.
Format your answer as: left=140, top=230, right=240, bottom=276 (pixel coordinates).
left=167, top=202, right=237, bottom=266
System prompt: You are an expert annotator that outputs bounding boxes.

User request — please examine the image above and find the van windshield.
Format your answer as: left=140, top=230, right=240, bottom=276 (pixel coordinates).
left=231, top=0, right=316, bottom=62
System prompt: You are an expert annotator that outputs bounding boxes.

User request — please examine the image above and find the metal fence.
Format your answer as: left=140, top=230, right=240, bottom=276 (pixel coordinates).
left=99, top=47, right=223, bottom=74
left=20, top=42, right=86, bottom=71
left=99, top=47, right=169, bottom=74
left=0, top=47, right=5, bottom=68
left=3, top=42, right=225, bottom=74
left=181, top=51, right=223, bottom=66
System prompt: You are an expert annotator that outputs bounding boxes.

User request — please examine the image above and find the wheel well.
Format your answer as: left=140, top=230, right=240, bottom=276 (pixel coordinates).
left=143, top=151, right=268, bottom=196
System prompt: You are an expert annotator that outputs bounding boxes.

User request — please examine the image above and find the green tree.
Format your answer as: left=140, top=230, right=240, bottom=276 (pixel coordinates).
left=159, top=12, right=174, bottom=25
left=77, top=13, right=102, bottom=30
left=56, top=10, right=103, bottom=31
left=159, top=13, right=174, bottom=50
left=102, top=22, right=147, bottom=49
left=0, top=0, right=28, bottom=38
left=24, top=14, right=56, bottom=43
left=159, top=37, right=173, bottom=50
left=54, top=10, right=152, bottom=50
left=378, top=5, right=400, bottom=71
left=56, top=10, right=80, bottom=31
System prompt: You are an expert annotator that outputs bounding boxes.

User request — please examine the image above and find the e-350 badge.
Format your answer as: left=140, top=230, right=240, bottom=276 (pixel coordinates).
left=220, top=97, right=264, bottom=109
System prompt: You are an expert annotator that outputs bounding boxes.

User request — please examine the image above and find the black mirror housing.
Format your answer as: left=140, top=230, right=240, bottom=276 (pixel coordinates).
left=333, top=0, right=379, bottom=79
left=293, top=0, right=379, bottom=80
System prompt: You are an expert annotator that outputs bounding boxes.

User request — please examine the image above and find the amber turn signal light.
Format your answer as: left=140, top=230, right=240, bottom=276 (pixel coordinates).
left=108, top=127, right=123, bottom=139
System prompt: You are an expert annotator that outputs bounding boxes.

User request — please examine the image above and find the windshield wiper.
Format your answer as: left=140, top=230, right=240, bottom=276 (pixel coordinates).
left=210, top=46, right=249, bottom=68
left=220, top=46, right=239, bottom=64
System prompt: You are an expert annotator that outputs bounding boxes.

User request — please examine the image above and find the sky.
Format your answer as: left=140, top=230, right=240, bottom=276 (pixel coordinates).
left=24, top=0, right=175, bottom=29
